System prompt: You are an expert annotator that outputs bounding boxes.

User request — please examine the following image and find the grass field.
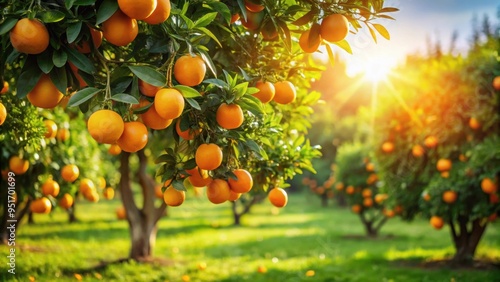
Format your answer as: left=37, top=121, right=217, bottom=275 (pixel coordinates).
left=1, top=191, right=499, bottom=282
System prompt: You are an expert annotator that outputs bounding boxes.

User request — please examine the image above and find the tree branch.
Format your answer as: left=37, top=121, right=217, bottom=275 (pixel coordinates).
left=119, top=152, right=139, bottom=219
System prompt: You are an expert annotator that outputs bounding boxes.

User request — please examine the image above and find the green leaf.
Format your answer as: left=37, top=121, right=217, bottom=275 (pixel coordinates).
left=206, top=2, right=231, bottom=23
left=366, top=23, right=377, bottom=43
left=110, top=93, right=139, bottom=104
left=180, top=15, right=195, bottom=29
left=325, top=44, right=335, bottom=67
left=96, top=0, right=118, bottom=25
left=0, top=18, right=17, bottom=36
left=333, top=40, right=353, bottom=54
left=204, top=78, right=228, bottom=88
left=378, top=7, right=400, bottom=13
left=292, top=10, right=316, bottom=26
left=66, top=22, right=82, bottom=44
left=37, top=50, right=54, bottom=74
left=16, top=65, right=43, bottom=99
left=128, top=65, right=166, bottom=87
left=65, top=0, right=76, bottom=9
left=132, top=101, right=153, bottom=114
left=74, top=0, right=96, bottom=5
left=38, top=10, right=65, bottom=23
left=185, top=98, right=201, bottom=111
left=198, top=49, right=217, bottom=77
left=174, top=85, right=201, bottom=98
left=373, top=24, right=390, bottom=40
left=173, top=179, right=187, bottom=191
left=49, top=67, right=67, bottom=94
left=155, top=153, right=176, bottom=164
left=196, top=27, right=222, bottom=47
left=52, top=49, right=68, bottom=68
left=67, top=87, right=100, bottom=107
left=194, top=12, right=218, bottom=28
left=65, top=46, right=96, bottom=73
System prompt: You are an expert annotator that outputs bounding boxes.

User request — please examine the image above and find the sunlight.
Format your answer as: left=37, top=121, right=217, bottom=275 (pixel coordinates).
left=346, top=56, right=397, bottom=84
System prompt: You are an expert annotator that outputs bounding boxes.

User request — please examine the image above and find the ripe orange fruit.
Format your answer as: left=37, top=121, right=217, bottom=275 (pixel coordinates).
left=56, top=128, right=70, bottom=142
left=363, top=198, right=373, bottom=207
left=394, top=205, right=403, bottom=214
left=442, top=190, right=457, bottom=204
left=257, top=265, right=267, bottom=273
left=424, top=135, right=438, bottom=148
left=103, top=187, right=115, bottom=200
left=9, top=18, right=49, bottom=54
left=116, top=206, right=127, bottom=220
left=163, top=186, right=186, bottom=206
left=436, top=158, right=452, bottom=172
left=268, top=188, right=288, bottom=208
left=490, top=193, right=499, bottom=204
left=195, top=143, right=223, bottom=170
left=102, top=10, right=138, bottom=46
left=187, top=167, right=212, bottom=187
left=384, top=209, right=395, bottom=218
left=144, top=0, right=171, bottom=24
left=361, top=188, right=372, bottom=198
left=216, top=103, right=244, bottom=129
left=108, top=144, right=122, bottom=155
left=381, top=141, right=394, bottom=153
left=75, top=27, right=103, bottom=53
left=61, top=164, right=79, bottom=182
left=154, top=88, right=185, bottom=120
left=58, top=193, right=74, bottom=209
left=86, top=189, right=100, bottom=203
left=229, top=190, right=241, bottom=201
left=241, top=10, right=264, bottom=30
left=366, top=173, right=378, bottom=185
left=469, top=117, right=481, bottom=130
left=228, top=169, right=253, bottom=193
left=422, top=192, right=431, bottom=201
left=173, top=55, right=206, bottom=86
left=155, top=185, right=164, bottom=199
left=1, top=81, right=8, bottom=94
left=43, top=120, right=58, bottom=139
left=481, top=178, right=498, bottom=194
left=335, top=182, right=344, bottom=191
left=118, top=0, right=156, bottom=20
left=261, top=20, right=278, bottom=41
left=412, top=144, right=425, bottom=157
left=139, top=79, right=162, bottom=97
left=175, top=118, right=200, bottom=140
left=230, top=14, right=240, bottom=24
left=9, top=156, right=29, bottom=175
left=430, top=216, right=444, bottom=230
left=137, top=99, right=172, bottom=130
left=42, top=179, right=60, bottom=197
left=96, top=177, right=106, bottom=189
left=489, top=213, right=498, bottom=222
left=273, top=81, right=296, bottom=104
left=365, top=162, right=375, bottom=172
left=254, top=80, right=275, bottom=103
left=117, top=121, right=148, bottom=153
left=245, top=0, right=264, bottom=12
left=374, top=193, right=388, bottom=204
left=207, top=179, right=231, bottom=204
left=0, top=103, right=6, bottom=125
left=320, top=14, right=349, bottom=43
left=30, top=197, right=52, bottom=214
left=351, top=204, right=361, bottom=213
left=87, top=109, right=125, bottom=144
left=299, top=28, right=321, bottom=53
left=27, top=75, right=64, bottom=109
left=79, top=178, right=96, bottom=197
left=345, top=185, right=355, bottom=194
left=493, top=76, right=500, bottom=91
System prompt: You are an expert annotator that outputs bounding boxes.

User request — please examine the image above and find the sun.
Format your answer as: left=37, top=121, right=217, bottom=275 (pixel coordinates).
left=346, top=56, right=396, bottom=84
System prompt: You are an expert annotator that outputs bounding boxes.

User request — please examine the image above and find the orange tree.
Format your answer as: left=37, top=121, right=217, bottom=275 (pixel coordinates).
left=373, top=32, right=499, bottom=264
left=0, top=0, right=397, bottom=260
left=333, top=141, right=388, bottom=237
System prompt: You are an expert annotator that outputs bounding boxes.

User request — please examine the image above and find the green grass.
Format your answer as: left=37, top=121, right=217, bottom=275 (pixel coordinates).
left=1, top=191, right=499, bottom=282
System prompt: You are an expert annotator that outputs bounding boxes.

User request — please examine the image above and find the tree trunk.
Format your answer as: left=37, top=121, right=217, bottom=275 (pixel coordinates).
left=359, top=212, right=378, bottom=237
left=120, top=150, right=167, bottom=261
left=27, top=211, right=34, bottom=224
left=321, top=195, right=328, bottom=207
left=230, top=195, right=262, bottom=226
left=450, top=216, right=487, bottom=265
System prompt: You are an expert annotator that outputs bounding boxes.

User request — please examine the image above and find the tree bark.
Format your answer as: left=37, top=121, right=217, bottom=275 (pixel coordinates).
left=359, top=212, right=378, bottom=237
left=231, top=195, right=262, bottom=226
left=450, top=217, right=487, bottom=265
left=321, top=195, right=328, bottom=207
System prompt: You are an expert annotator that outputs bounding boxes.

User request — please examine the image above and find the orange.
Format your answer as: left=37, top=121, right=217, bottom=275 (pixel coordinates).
left=216, top=103, right=244, bottom=129
left=441, top=171, right=449, bottom=178
left=422, top=192, right=431, bottom=201
left=335, top=182, right=344, bottom=191
left=384, top=209, right=395, bottom=218
left=97, top=177, right=106, bottom=189
left=363, top=198, right=373, bottom=207
left=365, top=162, right=375, bottom=172
left=176, top=118, right=200, bottom=140
left=30, top=197, right=52, bottom=214
left=118, top=0, right=156, bottom=20
left=154, top=88, right=185, bottom=120
left=424, top=135, right=438, bottom=148
left=61, top=164, right=79, bottom=182
left=187, top=167, right=212, bottom=187
left=139, top=79, right=162, bottom=97
left=69, top=62, right=88, bottom=88
left=374, top=193, right=388, bottom=204
left=144, top=0, right=171, bottom=24
left=155, top=185, right=164, bottom=199
left=469, top=117, right=481, bottom=130
left=206, top=179, right=231, bottom=204
left=57, top=128, right=70, bottom=142
left=261, top=21, right=278, bottom=41
left=86, top=189, right=100, bottom=203
left=442, top=190, right=457, bottom=204
left=254, top=80, right=275, bottom=103
left=361, top=188, right=372, bottom=198
left=79, top=178, right=96, bottom=198
left=273, top=81, right=296, bottom=104
left=0, top=103, right=7, bottom=126
left=58, top=193, right=74, bottom=209
left=228, top=169, right=253, bottom=193
left=42, top=179, right=60, bottom=197
left=229, top=190, right=241, bottom=201
left=268, top=188, right=288, bottom=208
left=241, top=10, right=264, bottom=31
left=9, top=156, right=29, bottom=175
left=173, top=55, right=206, bottom=86
left=27, top=74, right=64, bottom=109
left=320, top=14, right=349, bottom=43
left=430, top=216, right=444, bottom=230
left=108, top=144, right=122, bottom=155
left=87, top=109, right=124, bottom=144
left=117, top=121, right=148, bottom=153
left=481, top=178, right=498, bottom=194
left=351, top=204, right=361, bottom=213
left=103, top=187, right=115, bottom=200
left=230, top=14, right=240, bottom=24
left=490, top=193, right=499, bottom=204
left=381, top=141, right=394, bottom=153
left=44, top=120, right=58, bottom=139
left=345, top=185, right=355, bottom=194
left=493, top=76, right=500, bottom=91
left=102, top=10, right=138, bottom=46
left=412, top=144, right=425, bottom=157
left=75, top=27, right=102, bottom=53
left=366, top=173, right=378, bottom=185
left=138, top=99, right=172, bottom=130
left=489, top=213, right=498, bottom=222
left=459, top=154, right=467, bottom=162
left=163, top=186, right=186, bottom=206
left=195, top=143, right=223, bottom=170
left=299, top=28, right=321, bottom=53
left=9, top=18, right=49, bottom=54
left=257, top=265, right=267, bottom=273
left=1, top=81, right=8, bottom=94
left=436, top=158, right=452, bottom=172
left=245, top=0, right=264, bottom=12
left=116, top=206, right=127, bottom=220
left=394, top=205, right=403, bottom=214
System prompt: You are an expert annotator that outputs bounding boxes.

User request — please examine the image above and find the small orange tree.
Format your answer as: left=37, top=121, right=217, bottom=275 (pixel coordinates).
left=0, top=0, right=397, bottom=260
left=373, top=30, right=499, bottom=264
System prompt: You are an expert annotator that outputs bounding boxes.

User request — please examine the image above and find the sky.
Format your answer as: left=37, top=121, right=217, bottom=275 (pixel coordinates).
left=340, top=0, right=498, bottom=75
